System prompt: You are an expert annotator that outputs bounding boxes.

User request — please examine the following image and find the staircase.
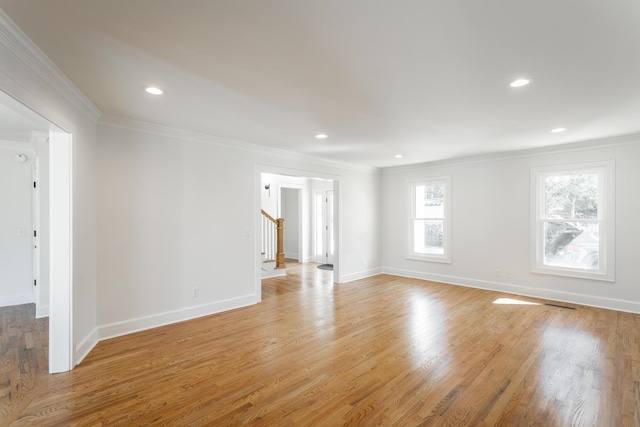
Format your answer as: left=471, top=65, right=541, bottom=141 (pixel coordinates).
left=261, top=210, right=286, bottom=278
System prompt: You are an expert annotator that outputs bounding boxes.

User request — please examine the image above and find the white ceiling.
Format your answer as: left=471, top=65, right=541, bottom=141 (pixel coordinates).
left=1, top=0, right=639, bottom=167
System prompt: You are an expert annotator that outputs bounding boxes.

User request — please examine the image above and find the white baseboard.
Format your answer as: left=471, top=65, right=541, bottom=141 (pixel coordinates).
left=75, top=328, right=99, bottom=366
left=261, top=269, right=286, bottom=279
left=98, top=294, right=260, bottom=342
left=382, top=267, right=640, bottom=314
left=284, top=252, right=299, bottom=260
left=340, top=267, right=384, bottom=283
left=0, top=294, right=35, bottom=307
left=35, top=304, right=49, bottom=319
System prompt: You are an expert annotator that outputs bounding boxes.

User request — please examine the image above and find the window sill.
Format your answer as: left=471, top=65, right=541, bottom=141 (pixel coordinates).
left=531, top=266, right=614, bottom=282
left=406, top=254, right=451, bottom=264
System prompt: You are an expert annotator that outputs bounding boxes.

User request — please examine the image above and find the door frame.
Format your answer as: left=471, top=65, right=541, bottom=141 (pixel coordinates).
left=32, top=156, right=40, bottom=315
left=49, top=129, right=73, bottom=373
left=255, top=165, right=340, bottom=300
left=0, top=88, right=74, bottom=373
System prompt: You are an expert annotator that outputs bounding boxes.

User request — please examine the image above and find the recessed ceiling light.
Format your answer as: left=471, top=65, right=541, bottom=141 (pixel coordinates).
left=144, top=86, right=164, bottom=95
left=394, top=154, right=404, bottom=159
left=551, top=127, right=567, bottom=133
left=315, top=134, right=328, bottom=139
left=509, top=78, right=532, bottom=88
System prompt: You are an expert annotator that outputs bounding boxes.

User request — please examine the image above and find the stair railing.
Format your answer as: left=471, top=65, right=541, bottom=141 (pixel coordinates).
left=261, top=210, right=285, bottom=268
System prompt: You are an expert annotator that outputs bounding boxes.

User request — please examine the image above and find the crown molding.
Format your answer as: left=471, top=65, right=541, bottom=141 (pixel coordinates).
left=99, top=114, right=380, bottom=174
left=0, top=9, right=102, bottom=123
left=382, top=132, right=640, bottom=174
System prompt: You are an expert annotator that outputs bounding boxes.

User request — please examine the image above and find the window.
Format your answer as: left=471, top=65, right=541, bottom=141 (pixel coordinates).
left=531, top=161, right=614, bottom=281
left=408, top=177, right=451, bottom=263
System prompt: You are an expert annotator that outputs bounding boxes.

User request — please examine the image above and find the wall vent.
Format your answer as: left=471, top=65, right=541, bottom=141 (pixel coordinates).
left=544, top=303, right=576, bottom=310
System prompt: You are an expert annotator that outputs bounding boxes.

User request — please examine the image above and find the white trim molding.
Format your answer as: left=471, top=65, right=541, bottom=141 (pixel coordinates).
left=48, top=129, right=73, bottom=373
left=98, top=294, right=260, bottom=342
left=340, top=267, right=383, bottom=283
left=261, top=270, right=286, bottom=279
left=100, top=115, right=378, bottom=174
left=75, top=328, right=99, bottom=366
left=0, top=9, right=102, bottom=122
left=383, top=133, right=640, bottom=175
left=35, top=304, right=49, bottom=319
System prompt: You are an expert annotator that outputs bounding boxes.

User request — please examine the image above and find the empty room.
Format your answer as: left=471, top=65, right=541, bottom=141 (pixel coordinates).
left=1, top=1, right=639, bottom=425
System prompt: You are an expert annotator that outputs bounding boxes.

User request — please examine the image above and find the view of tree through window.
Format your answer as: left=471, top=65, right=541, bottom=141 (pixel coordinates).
left=412, top=181, right=445, bottom=255
left=542, top=172, right=600, bottom=270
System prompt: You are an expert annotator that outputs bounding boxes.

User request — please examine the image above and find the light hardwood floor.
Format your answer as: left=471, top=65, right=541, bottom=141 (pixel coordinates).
left=0, top=304, right=48, bottom=424
left=3, top=264, right=640, bottom=426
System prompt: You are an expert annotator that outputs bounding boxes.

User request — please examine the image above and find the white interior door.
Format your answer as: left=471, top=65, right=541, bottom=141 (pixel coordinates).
left=325, top=190, right=334, bottom=265
left=314, top=190, right=334, bottom=265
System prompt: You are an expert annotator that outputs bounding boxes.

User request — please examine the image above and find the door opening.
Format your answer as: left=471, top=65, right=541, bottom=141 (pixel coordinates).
left=315, top=189, right=334, bottom=266
left=256, top=168, right=339, bottom=297
left=0, top=89, right=73, bottom=373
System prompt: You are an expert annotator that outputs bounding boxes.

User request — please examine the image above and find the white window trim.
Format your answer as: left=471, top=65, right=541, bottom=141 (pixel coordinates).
left=530, top=160, right=615, bottom=282
left=407, top=177, right=452, bottom=263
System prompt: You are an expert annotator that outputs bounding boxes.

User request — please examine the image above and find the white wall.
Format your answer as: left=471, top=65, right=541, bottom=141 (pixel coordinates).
left=338, top=172, right=382, bottom=281
left=260, top=173, right=278, bottom=217
left=281, top=188, right=300, bottom=259
left=0, top=12, right=100, bottom=366
left=0, top=145, right=33, bottom=305
left=260, top=173, right=307, bottom=217
left=382, top=139, right=640, bottom=312
left=97, top=122, right=382, bottom=337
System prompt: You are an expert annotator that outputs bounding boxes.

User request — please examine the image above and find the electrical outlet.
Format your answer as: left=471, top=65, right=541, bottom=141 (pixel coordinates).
left=192, top=287, right=199, bottom=298
left=505, top=272, right=512, bottom=279
left=495, top=270, right=501, bottom=278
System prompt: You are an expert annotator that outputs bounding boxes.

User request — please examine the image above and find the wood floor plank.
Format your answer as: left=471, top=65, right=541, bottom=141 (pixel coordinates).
left=0, top=304, right=48, bottom=426
left=4, top=264, right=640, bottom=426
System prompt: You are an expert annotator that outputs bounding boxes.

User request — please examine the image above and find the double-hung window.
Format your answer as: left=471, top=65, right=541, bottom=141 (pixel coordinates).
left=531, top=161, right=614, bottom=281
left=408, top=177, right=451, bottom=263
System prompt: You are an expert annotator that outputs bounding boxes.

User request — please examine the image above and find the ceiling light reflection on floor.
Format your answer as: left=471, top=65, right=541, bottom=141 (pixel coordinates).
left=492, top=297, right=540, bottom=305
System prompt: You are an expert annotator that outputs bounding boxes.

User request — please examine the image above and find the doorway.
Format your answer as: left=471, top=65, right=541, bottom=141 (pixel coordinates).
left=0, top=89, right=73, bottom=373
left=256, top=168, right=339, bottom=297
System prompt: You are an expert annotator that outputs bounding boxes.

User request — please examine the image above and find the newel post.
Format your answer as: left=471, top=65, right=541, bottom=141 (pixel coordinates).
left=276, top=218, right=285, bottom=268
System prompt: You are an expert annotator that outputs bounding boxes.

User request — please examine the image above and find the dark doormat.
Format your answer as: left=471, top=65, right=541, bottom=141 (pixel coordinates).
left=317, top=264, right=333, bottom=271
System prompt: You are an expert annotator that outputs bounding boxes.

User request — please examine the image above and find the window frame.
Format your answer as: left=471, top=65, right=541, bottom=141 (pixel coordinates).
left=530, top=160, right=615, bottom=281
left=407, top=177, right=451, bottom=263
